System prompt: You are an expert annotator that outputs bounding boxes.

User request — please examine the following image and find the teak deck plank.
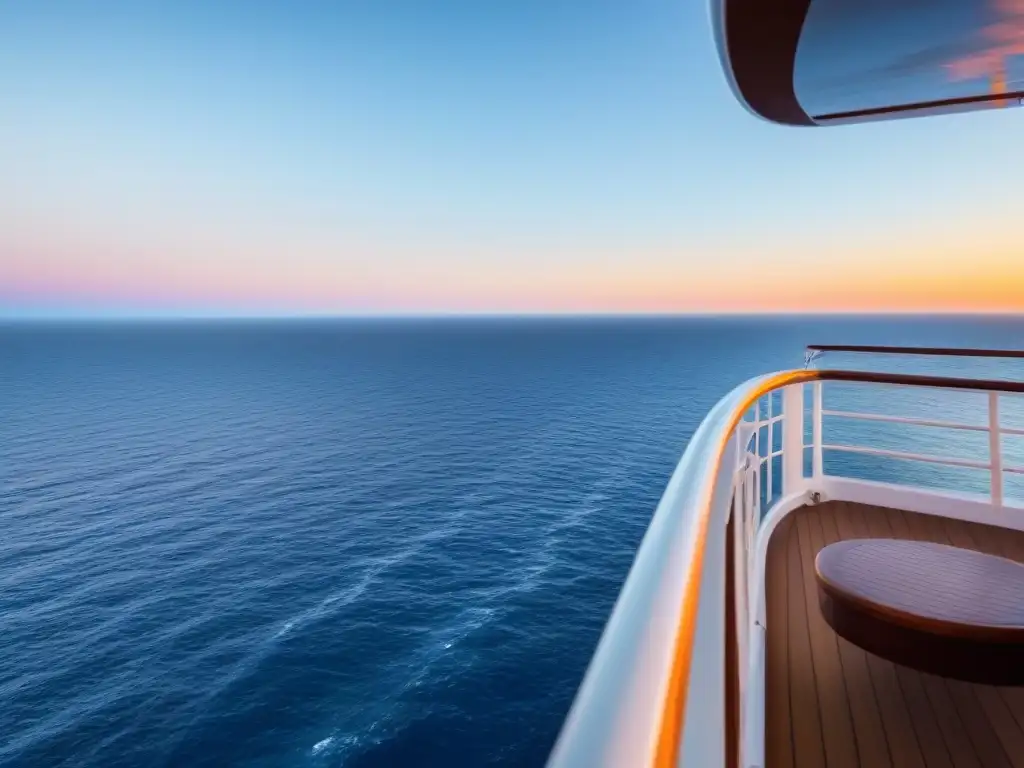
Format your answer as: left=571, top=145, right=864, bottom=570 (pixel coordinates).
left=765, top=515, right=795, bottom=768
left=817, top=505, right=892, bottom=768
left=795, top=512, right=859, bottom=768
left=765, top=501, right=1024, bottom=767
left=786, top=517, right=825, bottom=766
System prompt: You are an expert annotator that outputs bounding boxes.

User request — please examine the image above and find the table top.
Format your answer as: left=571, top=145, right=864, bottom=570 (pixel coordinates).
left=815, top=538, right=1024, bottom=641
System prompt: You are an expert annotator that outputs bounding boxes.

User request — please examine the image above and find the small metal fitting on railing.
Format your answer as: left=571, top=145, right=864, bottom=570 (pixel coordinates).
left=808, top=491, right=822, bottom=505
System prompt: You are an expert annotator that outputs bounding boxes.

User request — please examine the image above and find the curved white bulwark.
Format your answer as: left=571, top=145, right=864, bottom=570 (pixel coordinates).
left=547, top=368, right=1024, bottom=768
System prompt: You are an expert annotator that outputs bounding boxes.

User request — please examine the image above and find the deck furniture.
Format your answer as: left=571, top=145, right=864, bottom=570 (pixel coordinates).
left=814, top=535, right=1024, bottom=686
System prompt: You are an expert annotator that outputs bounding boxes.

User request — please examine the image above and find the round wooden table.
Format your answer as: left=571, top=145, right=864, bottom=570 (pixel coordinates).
left=815, top=538, right=1024, bottom=686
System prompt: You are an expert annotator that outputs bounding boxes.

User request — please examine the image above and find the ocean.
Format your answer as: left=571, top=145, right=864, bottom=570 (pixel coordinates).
left=3, top=316, right=1024, bottom=767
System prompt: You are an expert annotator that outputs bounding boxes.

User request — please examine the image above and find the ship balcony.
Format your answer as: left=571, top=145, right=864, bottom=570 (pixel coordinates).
left=549, top=350, right=1024, bottom=768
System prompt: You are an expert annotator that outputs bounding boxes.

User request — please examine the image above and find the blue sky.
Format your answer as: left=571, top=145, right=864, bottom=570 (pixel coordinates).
left=1, top=0, right=1022, bottom=315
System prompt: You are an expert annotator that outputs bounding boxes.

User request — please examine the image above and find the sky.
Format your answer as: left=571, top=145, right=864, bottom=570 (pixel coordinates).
left=1, top=0, right=1022, bottom=317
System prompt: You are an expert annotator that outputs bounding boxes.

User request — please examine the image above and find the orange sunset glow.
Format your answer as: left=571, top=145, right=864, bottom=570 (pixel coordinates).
left=5, top=233, right=1023, bottom=315
left=3, top=0, right=1024, bottom=318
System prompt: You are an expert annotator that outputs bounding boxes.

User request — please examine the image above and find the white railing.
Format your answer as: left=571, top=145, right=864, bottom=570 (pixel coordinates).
left=809, top=380, right=1024, bottom=505
left=548, top=368, right=1024, bottom=768
left=546, top=370, right=805, bottom=768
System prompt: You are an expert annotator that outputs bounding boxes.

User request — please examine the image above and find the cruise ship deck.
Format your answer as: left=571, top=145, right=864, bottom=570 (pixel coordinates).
left=766, top=501, right=1024, bottom=768
left=549, top=358, right=1024, bottom=768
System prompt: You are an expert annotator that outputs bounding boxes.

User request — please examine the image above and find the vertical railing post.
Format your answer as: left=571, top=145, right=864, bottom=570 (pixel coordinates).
left=753, top=400, right=760, bottom=464
left=766, top=393, right=774, bottom=505
left=729, top=472, right=748, bottom=739
left=753, top=400, right=761, bottom=520
left=735, top=419, right=746, bottom=475
left=989, top=391, right=1004, bottom=506
left=753, top=461, right=759, bottom=526
left=812, top=381, right=824, bottom=479
left=782, top=384, right=805, bottom=495
left=749, top=456, right=757, bottom=536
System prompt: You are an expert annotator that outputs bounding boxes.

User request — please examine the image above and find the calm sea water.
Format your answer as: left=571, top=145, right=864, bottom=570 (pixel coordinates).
left=3, top=316, right=1024, bottom=767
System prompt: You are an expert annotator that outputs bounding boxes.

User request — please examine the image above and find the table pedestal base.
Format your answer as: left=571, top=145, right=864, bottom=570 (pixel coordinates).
left=819, top=587, right=1024, bottom=687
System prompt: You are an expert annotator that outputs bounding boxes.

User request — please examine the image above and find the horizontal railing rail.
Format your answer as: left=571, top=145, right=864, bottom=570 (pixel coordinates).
left=548, top=368, right=1024, bottom=768
left=810, top=370, right=1024, bottom=393
left=820, top=443, right=991, bottom=470
left=808, top=344, right=1024, bottom=359
left=823, top=407, right=1024, bottom=436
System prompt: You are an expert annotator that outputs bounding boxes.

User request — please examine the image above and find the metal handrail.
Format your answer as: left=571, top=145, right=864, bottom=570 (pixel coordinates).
left=808, top=344, right=1024, bottom=359
left=548, top=367, right=1024, bottom=768
left=810, top=369, right=1024, bottom=392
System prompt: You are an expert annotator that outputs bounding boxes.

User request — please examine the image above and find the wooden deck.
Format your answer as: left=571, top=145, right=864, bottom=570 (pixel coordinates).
left=765, top=501, right=1024, bottom=768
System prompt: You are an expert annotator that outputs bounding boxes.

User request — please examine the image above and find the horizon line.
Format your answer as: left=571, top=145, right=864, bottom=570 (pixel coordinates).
left=4, top=309, right=1024, bottom=322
